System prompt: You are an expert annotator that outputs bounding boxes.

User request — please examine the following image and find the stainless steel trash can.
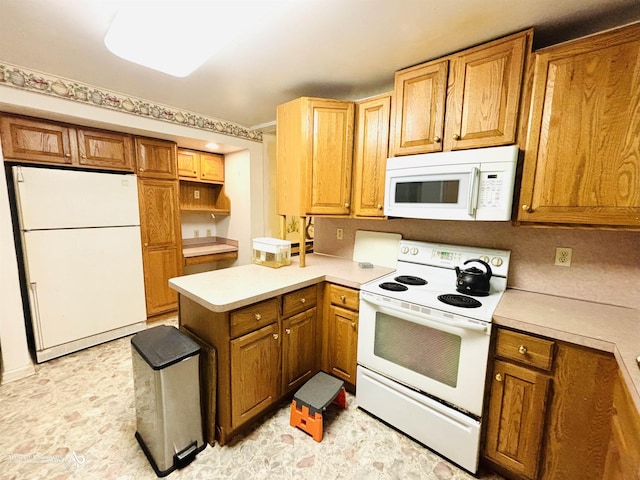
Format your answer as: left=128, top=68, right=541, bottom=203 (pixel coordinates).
left=131, top=325, right=205, bottom=477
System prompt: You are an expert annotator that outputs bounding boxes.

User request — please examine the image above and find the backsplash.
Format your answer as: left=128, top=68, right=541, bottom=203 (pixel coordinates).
left=314, top=217, right=640, bottom=310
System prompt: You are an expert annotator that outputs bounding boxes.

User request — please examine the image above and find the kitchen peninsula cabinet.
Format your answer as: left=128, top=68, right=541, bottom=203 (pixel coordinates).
left=135, top=137, right=182, bottom=317
left=352, top=93, right=392, bottom=218
left=483, top=327, right=619, bottom=480
left=0, top=114, right=134, bottom=171
left=518, top=23, right=640, bottom=228
left=179, top=284, right=321, bottom=445
left=391, top=29, right=532, bottom=156
left=323, top=283, right=359, bottom=386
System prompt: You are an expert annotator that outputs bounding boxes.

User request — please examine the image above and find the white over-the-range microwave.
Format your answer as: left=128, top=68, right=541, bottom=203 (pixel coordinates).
left=384, top=145, right=518, bottom=221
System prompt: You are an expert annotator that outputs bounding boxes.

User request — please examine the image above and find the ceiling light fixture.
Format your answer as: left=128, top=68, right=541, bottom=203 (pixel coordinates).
left=104, top=3, right=216, bottom=77
left=205, top=142, right=220, bottom=150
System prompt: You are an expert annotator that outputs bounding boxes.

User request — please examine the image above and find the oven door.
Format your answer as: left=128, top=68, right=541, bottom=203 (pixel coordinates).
left=357, top=293, right=491, bottom=417
left=384, top=163, right=480, bottom=220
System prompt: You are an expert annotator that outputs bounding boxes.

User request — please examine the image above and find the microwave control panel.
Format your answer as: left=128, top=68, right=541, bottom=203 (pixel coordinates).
left=478, top=172, right=505, bottom=208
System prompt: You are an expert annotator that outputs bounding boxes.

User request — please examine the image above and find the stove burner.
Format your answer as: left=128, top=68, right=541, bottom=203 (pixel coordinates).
left=379, top=282, right=409, bottom=292
left=394, top=275, right=427, bottom=286
left=437, top=294, right=482, bottom=308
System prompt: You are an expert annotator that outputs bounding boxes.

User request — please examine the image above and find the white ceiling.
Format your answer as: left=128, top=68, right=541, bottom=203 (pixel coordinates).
left=1, top=0, right=639, bottom=132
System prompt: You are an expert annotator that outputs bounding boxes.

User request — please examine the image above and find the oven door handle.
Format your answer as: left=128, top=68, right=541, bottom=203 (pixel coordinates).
left=362, top=295, right=489, bottom=333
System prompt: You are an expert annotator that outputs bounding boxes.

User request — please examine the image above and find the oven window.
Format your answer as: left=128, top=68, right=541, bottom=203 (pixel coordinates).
left=373, top=312, right=461, bottom=387
left=395, top=180, right=459, bottom=204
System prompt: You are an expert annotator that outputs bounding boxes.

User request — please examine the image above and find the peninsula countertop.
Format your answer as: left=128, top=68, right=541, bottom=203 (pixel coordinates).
left=169, top=253, right=394, bottom=313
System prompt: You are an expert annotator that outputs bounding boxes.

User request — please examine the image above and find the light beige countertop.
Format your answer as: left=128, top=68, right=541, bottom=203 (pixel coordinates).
left=169, top=253, right=394, bottom=313
left=494, top=289, right=640, bottom=411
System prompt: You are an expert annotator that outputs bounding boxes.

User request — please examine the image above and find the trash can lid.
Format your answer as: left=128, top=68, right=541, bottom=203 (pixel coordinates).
left=131, top=325, right=201, bottom=370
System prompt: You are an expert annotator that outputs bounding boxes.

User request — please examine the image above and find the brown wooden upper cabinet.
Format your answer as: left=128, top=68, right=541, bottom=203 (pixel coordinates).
left=135, top=137, right=177, bottom=179
left=391, top=29, right=532, bottom=156
left=0, top=114, right=134, bottom=171
left=518, top=23, right=640, bottom=228
left=277, top=97, right=354, bottom=216
left=178, top=148, right=224, bottom=183
left=352, top=93, right=392, bottom=218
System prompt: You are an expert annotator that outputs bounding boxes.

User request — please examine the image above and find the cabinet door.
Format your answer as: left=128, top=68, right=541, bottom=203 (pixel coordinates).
left=135, top=137, right=177, bottom=179
left=353, top=94, right=391, bottom=217
left=445, top=30, right=529, bottom=150
left=484, top=359, right=550, bottom=480
left=308, top=99, right=355, bottom=215
left=518, top=24, right=640, bottom=227
left=76, top=128, right=134, bottom=171
left=230, top=323, right=280, bottom=429
left=282, top=307, right=317, bottom=392
left=137, top=179, right=182, bottom=316
left=177, top=149, right=199, bottom=179
left=199, top=153, right=224, bottom=183
left=327, top=305, right=358, bottom=384
left=391, top=60, right=448, bottom=156
left=0, top=115, right=76, bottom=165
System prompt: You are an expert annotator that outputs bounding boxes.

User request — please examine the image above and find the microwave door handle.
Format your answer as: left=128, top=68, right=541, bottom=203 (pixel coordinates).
left=467, top=167, right=480, bottom=216
left=362, top=295, right=488, bottom=333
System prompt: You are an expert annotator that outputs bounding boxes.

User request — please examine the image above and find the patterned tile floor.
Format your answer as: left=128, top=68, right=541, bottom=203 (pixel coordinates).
left=0, top=318, right=504, bottom=480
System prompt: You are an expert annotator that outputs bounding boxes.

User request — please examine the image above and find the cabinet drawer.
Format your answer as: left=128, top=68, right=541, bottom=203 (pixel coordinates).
left=495, top=329, right=555, bottom=371
left=327, top=284, right=359, bottom=311
left=282, top=285, right=317, bottom=318
left=230, top=298, right=278, bottom=338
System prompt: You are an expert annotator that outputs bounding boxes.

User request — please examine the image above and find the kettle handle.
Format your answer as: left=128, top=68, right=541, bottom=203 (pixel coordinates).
left=463, top=259, right=492, bottom=279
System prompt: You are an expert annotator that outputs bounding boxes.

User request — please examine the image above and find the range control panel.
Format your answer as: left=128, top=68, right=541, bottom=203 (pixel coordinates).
left=397, top=240, right=511, bottom=278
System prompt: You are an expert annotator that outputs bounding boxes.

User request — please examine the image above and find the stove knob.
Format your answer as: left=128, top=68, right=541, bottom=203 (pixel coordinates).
left=401, top=246, right=409, bottom=254
left=410, top=247, right=419, bottom=255
left=491, top=257, right=503, bottom=267
left=479, top=255, right=490, bottom=263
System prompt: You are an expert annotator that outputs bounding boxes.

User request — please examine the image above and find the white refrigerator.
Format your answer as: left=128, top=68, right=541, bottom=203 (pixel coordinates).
left=12, top=166, right=147, bottom=362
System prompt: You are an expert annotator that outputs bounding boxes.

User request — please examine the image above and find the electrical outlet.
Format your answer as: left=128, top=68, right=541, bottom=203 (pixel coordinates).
left=206, top=229, right=212, bottom=237
left=194, top=190, right=200, bottom=199
left=554, top=247, right=572, bottom=266
left=336, top=228, right=344, bottom=240
left=194, top=229, right=200, bottom=238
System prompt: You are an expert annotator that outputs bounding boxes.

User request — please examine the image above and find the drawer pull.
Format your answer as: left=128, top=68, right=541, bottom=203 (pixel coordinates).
left=300, top=298, right=306, bottom=304
left=340, top=295, right=346, bottom=302
left=272, top=333, right=279, bottom=340
left=285, top=328, right=291, bottom=335
left=495, top=373, right=503, bottom=382
left=518, top=345, right=528, bottom=355
left=254, top=313, right=262, bottom=321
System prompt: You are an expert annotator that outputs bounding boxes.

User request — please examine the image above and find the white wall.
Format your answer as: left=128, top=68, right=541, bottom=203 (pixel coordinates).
left=0, top=150, right=35, bottom=383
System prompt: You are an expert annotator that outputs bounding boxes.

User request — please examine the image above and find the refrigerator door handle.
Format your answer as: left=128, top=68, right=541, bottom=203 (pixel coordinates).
left=16, top=166, right=24, bottom=182
left=29, top=281, right=44, bottom=350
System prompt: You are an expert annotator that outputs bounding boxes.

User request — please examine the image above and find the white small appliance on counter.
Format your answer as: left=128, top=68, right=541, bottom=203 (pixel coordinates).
left=356, top=239, right=511, bottom=473
left=384, top=145, right=518, bottom=221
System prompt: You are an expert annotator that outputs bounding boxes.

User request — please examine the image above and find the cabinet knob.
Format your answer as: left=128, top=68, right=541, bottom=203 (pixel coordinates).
left=81, top=154, right=87, bottom=159
left=453, top=133, right=460, bottom=140
left=345, top=203, right=350, bottom=208
left=433, top=136, right=441, bottom=143
left=340, top=295, right=346, bottom=303
left=351, top=322, right=356, bottom=330
left=139, top=168, right=144, bottom=172
left=193, top=170, right=197, bottom=174
left=300, top=298, right=306, bottom=304
left=285, top=328, right=291, bottom=335
left=495, top=373, right=503, bottom=382
left=272, top=333, right=279, bottom=340
left=144, top=243, right=148, bottom=247
left=254, top=313, right=262, bottom=321
left=65, top=153, right=71, bottom=157
left=522, top=205, right=530, bottom=212
left=518, top=345, right=528, bottom=355
left=377, top=204, right=383, bottom=210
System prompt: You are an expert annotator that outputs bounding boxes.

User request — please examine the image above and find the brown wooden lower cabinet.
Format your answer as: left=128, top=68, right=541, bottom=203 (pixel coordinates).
left=178, top=284, right=321, bottom=446
left=323, top=284, right=359, bottom=386
left=483, top=327, right=624, bottom=480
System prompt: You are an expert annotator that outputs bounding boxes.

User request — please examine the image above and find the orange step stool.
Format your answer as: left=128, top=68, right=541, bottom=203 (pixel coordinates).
left=290, top=372, right=347, bottom=442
